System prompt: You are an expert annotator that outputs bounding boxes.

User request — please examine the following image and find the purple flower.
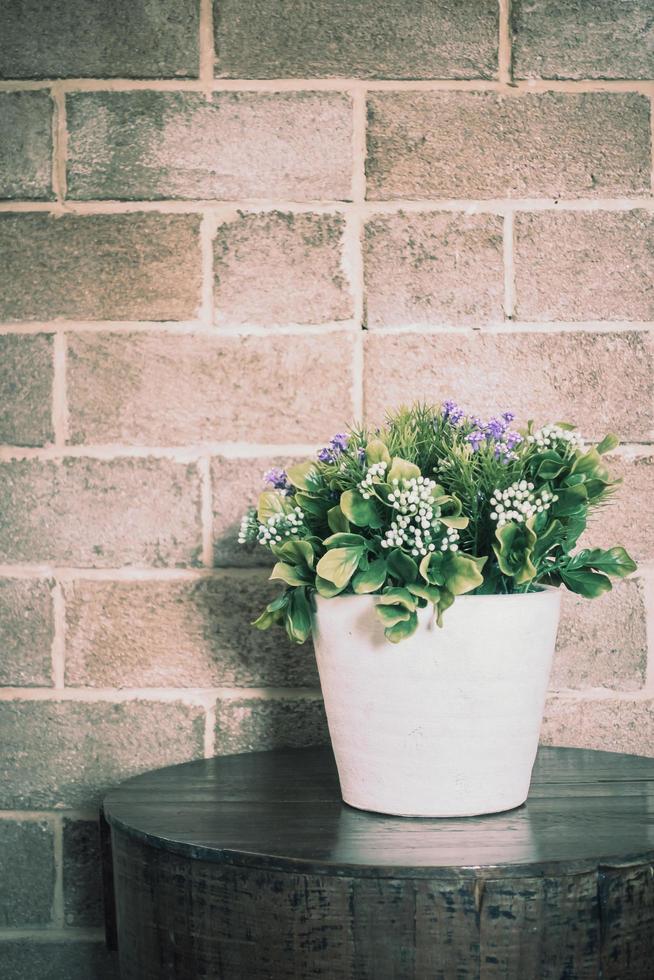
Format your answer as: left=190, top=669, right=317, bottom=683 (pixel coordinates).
left=485, top=416, right=506, bottom=440
left=502, top=412, right=515, bottom=423
left=505, top=430, right=522, bottom=450
left=263, top=467, right=292, bottom=493
left=317, top=447, right=335, bottom=463
left=467, top=430, right=485, bottom=451
left=357, top=447, right=366, bottom=463
left=441, top=399, right=465, bottom=425
left=330, top=433, right=349, bottom=452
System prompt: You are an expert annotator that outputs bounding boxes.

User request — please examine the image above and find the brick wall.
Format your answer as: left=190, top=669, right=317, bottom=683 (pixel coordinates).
left=0, top=1, right=653, bottom=975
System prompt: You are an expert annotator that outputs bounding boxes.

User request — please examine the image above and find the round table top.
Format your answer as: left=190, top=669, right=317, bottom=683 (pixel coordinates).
left=103, top=745, right=654, bottom=880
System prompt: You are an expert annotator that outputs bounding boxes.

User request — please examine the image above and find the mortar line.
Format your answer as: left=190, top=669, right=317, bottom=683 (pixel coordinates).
left=502, top=212, right=515, bottom=320
left=2, top=197, right=653, bottom=217
left=199, top=211, right=216, bottom=325
left=0, top=565, right=287, bottom=582
left=350, top=87, right=367, bottom=420
left=0, top=686, right=324, bottom=702
left=51, top=580, right=66, bottom=689
left=2, top=77, right=653, bottom=94
left=204, top=701, right=217, bottom=757
left=650, top=94, right=654, bottom=195
left=0, top=808, right=98, bottom=820
left=199, top=0, right=215, bottom=96
left=52, top=331, right=69, bottom=447
left=498, top=0, right=513, bottom=85
left=198, top=456, right=215, bottom=567
left=1, top=318, right=654, bottom=338
left=0, top=441, right=321, bottom=462
left=52, top=814, right=65, bottom=928
left=0, top=927, right=106, bottom=941
left=50, top=84, right=67, bottom=204
left=639, top=563, right=654, bottom=693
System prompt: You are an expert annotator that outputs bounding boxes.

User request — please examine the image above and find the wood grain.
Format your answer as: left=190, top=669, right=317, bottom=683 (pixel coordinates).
left=104, top=745, right=654, bottom=978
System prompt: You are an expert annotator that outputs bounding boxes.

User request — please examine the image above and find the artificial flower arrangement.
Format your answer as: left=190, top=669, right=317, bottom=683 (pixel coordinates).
left=238, top=401, right=636, bottom=644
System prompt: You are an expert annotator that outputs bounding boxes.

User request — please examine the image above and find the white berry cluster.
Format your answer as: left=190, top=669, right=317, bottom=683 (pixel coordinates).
left=526, top=424, right=584, bottom=451
left=238, top=506, right=305, bottom=545
left=380, top=476, right=455, bottom=557
left=358, top=460, right=388, bottom=499
left=489, top=481, right=557, bottom=527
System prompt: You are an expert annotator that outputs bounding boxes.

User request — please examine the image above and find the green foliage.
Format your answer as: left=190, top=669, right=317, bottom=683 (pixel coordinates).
left=240, top=402, right=637, bottom=644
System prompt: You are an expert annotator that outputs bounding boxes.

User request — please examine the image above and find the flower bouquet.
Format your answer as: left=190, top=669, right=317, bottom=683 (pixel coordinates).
left=237, top=402, right=636, bottom=816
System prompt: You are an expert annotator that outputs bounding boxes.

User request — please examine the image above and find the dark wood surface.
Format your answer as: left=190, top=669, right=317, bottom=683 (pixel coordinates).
left=103, top=746, right=654, bottom=979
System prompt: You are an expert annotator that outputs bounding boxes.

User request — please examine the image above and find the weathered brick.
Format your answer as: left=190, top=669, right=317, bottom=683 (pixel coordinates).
left=364, top=212, right=503, bottom=327
left=583, top=454, right=654, bottom=561
left=67, top=332, right=355, bottom=445
left=512, top=0, right=654, bottom=80
left=0, top=940, right=118, bottom=980
left=64, top=574, right=319, bottom=688
left=0, top=820, right=55, bottom=926
left=552, top=578, right=646, bottom=691
left=0, top=0, right=198, bottom=79
left=215, top=696, right=328, bottom=755
left=0, top=458, right=202, bottom=567
left=0, top=92, right=52, bottom=199
left=215, top=211, right=353, bottom=325
left=367, top=92, right=650, bottom=200
left=62, top=819, right=103, bottom=927
left=0, top=213, right=201, bottom=321
left=541, top=696, right=654, bottom=756
left=212, top=455, right=303, bottom=567
left=363, top=331, right=653, bottom=442
left=0, top=699, right=205, bottom=808
left=0, top=578, right=54, bottom=687
left=515, top=211, right=654, bottom=322
left=67, top=92, right=353, bottom=201
left=214, top=0, right=498, bottom=79
left=0, top=335, right=53, bottom=446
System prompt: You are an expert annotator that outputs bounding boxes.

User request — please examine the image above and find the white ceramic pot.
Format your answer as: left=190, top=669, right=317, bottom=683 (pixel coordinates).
left=311, top=588, right=561, bottom=817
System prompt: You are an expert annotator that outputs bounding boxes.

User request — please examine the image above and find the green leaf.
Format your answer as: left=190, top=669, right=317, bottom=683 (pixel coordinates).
left=376, top=604, right=411, bottom=628
left=564, top=512, right=587, bottom=548
left=323, top=532, right=367, bottom=550
left=577, top=546, right=637, bottom=579
left=407, top=582, right=441, bottom=603
left=386, top=548, right=418, bottom=584
left=252, top=592, right=288, bottom=630
left=352, top=558, right=387, bottom=594
left=257, top=491, right=291, bottom=523
left=435, top=589, right=455, bottom=627
left=596, top=433, right=619, bottom=455
left=434, top=493, right=469, bottom=529
left=536, top=452, right=566, bottom=480
left=272, top=539, right=315, bottom=569
left=387, top=457, right=421, bottom=485
left=286, top=460, right=320, bottom=491
left=493, top=522, right=537, bottom=585
left=365, top=439, right=391, bottom=466
left=561, top=568, right=612, bottom=599
left=316, top=546, right=363, bottom=588
left=419, top=552, right=446, bottom=586
left=295, top=492, right=328, bottom=518
left=314, top=575, right=345, bottom=598
left=571, top=448, right=610, bottom=480
left=377, top=587, right=417, bottom=611
left=340, top=489, right=383, bottom=528
left=270, top=562, right=310, bottom=587
left=327, top=505, right=350, bottom=533
left=285, top=588, right=312, bottom=644
left=533, top=519, right=564, bottom=560
left=444, top=554, right=486, bottom=595
left=552, top=484, right=588, bottom=516
left=384, top=611, right=419, bottom=644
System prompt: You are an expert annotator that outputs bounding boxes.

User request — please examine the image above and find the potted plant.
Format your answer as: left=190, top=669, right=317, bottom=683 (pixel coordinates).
left=238, top=402, right=636, bottom=817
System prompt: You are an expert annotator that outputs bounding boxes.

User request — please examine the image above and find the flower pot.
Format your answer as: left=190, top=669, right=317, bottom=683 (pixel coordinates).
left=311, top=588, right=561, bottom=817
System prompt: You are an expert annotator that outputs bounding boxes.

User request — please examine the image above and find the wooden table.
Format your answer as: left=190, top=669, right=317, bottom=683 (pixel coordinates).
left=102, top=745, right=654, bottom=979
